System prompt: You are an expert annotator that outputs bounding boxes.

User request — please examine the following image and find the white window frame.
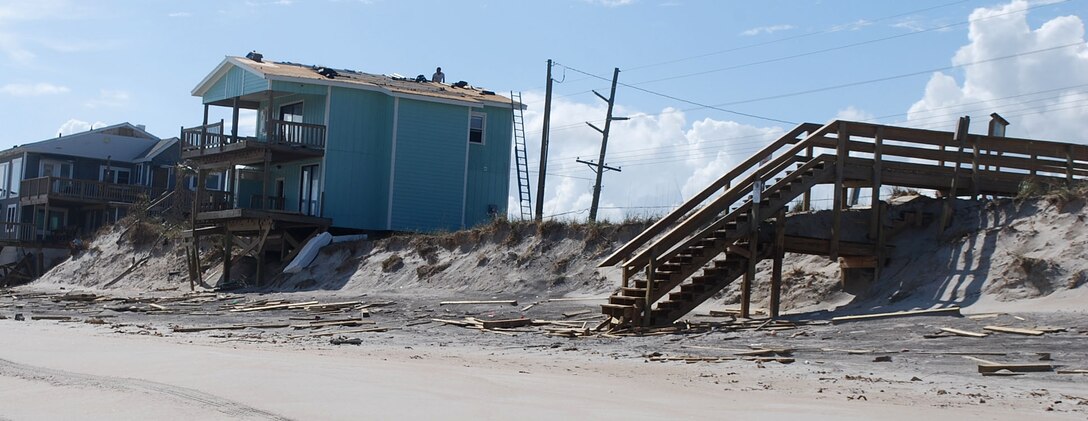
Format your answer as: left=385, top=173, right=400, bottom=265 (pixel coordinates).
left=187, top=172, right=223, bottom=191
left=99, top=166, right=132, bottom=184
left=40, top=159, right=73, bottom=178
left=469, top=112, right=486, bottom=145
left=0, top=162, right=8, bottom=199
left=5, top=204, right=17, bottom=233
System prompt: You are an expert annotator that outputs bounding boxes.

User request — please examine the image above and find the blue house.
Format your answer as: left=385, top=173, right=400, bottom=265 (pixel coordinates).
left=185, top=53, right=522, bottom=234
left=0, top=123, right=178, bottom=278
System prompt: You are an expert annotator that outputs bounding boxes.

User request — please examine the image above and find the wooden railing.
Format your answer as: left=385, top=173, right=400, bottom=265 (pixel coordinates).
left=181, top=119, right=325, bottom=153
left=600, top=119, right=1088, bottom=286
left=269, top=120, right=326, bottom=149
left=20, top=177, right=150, bottom=204
left=0, top=223, right=36, bottom=243
left=198, top=191, right=234, bottom=212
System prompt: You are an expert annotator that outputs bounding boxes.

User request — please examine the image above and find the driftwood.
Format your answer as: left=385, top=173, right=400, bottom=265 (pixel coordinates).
left=831, top=307, right=961, bottom=324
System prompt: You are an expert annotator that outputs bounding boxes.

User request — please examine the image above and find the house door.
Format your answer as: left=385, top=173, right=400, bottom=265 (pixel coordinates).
left=40, top=160, right=73, bottom=178
left=274, top=178, right=285, bottom=211
left=278, top=102, right=304, bottom=142
left=299, top=164, right=319, bottom=216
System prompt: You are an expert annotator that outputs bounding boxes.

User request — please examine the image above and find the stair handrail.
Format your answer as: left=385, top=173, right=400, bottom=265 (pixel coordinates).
left=624, top=140, right=833, bottom=278
left=600, top=122, right=822, bottom=268
left=602, top=121, right=838, bottom=276
left=649, top=154, right=837, bottom=272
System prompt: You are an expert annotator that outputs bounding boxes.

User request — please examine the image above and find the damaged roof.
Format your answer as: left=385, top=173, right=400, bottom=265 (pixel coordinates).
left=194, top=56, right=524, bottom=109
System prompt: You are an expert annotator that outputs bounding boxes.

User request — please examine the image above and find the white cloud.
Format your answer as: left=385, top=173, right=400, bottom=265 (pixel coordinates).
left=57, top=119, right=107, bottom=136
left=831, top=19, right=873, bottom=32
left=892, top=18, right=926, bottom=32
left=168, top=12, right=192, bottom=18
left=835, top=106, right=875, bottom=122
left=518, top=92, right=784, bottom=221
left=0, top=82, right=69, bottom=96
left=740, top=24, right=795, bottom=37
left=583, top=0, right=634, bottom=7
left=906, top=0, right=1088, bottom=141
left=84, top=89, right=130, bottom=108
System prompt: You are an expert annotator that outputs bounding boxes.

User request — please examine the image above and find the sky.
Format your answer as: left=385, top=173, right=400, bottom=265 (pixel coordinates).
left=2, top=0, right=1087, bottom=221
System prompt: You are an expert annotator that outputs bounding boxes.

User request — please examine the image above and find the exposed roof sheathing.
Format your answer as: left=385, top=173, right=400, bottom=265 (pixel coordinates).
left=200, top=56, right=522, bottom=109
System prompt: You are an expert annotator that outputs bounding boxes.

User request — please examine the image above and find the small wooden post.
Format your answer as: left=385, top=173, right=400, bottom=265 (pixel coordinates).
left=1067, top=145, right=1075, bottom=184
left=770, top=209, right=785, bottom=319
left=231, top=97, right=240, bottom=144
left=802, top=146, right=813, bottom=211
left=869, top=127, right=884, bottom=241
left=222, top=230, right=232, bottom=286
left=621, top=264, right=629, bottom=289
left=741, top=208, right=759, bottom=319
left=971, top=136, right=981, bottom=199
left=941, top=117, right=970, bottom=232
left=200, top=104, right=209, bottom=156
left=831, top=122, right=847, bottom=261
left=874, top=202, right=887, bottom=284
left=643, top=248, right=656, bottom=327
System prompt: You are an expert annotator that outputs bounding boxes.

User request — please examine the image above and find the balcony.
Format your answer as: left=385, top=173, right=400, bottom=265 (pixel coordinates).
left=20, top=177, right=151, bottom=206
left=181, top=120, right=326, bottom=164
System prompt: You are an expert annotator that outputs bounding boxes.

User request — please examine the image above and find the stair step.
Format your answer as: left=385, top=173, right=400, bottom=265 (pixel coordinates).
left=668, top=291, right=693, bottom=301
left=610, top=295, right=641, bottom=305
left=618, top=287, right=646, bottom=297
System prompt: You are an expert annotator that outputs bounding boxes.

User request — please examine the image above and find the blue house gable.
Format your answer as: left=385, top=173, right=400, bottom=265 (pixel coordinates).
left=186, top=54, right=522, bottom=233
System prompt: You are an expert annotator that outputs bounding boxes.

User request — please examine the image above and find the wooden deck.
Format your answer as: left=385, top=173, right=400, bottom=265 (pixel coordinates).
left=196, top=208, right=331, bottom=228
left=599, top=118, right=1088, bottom=327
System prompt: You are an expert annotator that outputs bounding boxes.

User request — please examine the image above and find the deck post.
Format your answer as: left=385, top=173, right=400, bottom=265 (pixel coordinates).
left=200, top=104, right=209, bottom=156
left=875, top=202, right=887, bottom=284
left=971, top=135, right=981, bottom=199
left=942, top=117, right=970, bottom=232
left=741, top=206, right=759, bottom=319
left=831, top=121, right=847, bottom=261
left=222, top=230, right=232, bottom=286
left=621, top=264, right=629, bottom=289
left=869, top=127, right=883, bottom=241
left=643, top=248, right=655, bottom=327
left=231, top=97, right=240, bottom=145
left=802, top=146, right=813, bottom=211
left=1067, top=145, right=1074, bottom=184
left=770, top=209, right=785, bottom=319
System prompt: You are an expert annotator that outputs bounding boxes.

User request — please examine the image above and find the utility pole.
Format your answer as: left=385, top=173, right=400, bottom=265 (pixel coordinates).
left=534, top=59, right=554, bottom=222
left=587, top=67, right=627, bottom=222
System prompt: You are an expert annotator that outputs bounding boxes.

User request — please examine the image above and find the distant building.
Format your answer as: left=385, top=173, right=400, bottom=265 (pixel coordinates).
left=185, top=54, right=523, bottom=232
left=0, top=123, right=178, bottom=245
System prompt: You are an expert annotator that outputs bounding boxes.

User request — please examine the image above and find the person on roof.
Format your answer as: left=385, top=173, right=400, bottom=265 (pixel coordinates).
left=432, top=67, right=445, bottom=83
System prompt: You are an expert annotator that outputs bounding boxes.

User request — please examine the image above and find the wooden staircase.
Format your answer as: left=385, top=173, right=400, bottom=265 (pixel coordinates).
left=599, top=118, right=1088, bottom=329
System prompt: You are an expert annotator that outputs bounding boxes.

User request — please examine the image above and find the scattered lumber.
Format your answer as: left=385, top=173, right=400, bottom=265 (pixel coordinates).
left=966, top=313, right=1002, bottom=320
left=743, top=357, right=795, bottom=364
left=480, top=318, right=532, bottom=329
left=648, top=355, right=736, bottom=363
left=439, top=300, right=517, bottom=306
left=148, top=303, right=168, bottom=311
left=231, top=301, right=320, bottom=312
left=831, top=307, right=961, bottom=324
left=173, top=325, right=246, bottom=333
left=290, top=327, right=391, bottom=339
left=977, top=363, right=1054, bottom=374
left=939, top=327, right=989, bottom=338
left=30, top=315, right=72, bottom=321
left=330, top=337, right=362, bottom=345
left=983, top=326, right=1045, bottom=336
left=291, top=319, right=374, bottom=329
left=1056, top=369, right=1088, bottom=374
left=544, top=297, right=608, bottom=303
left=562, top=309, right=592, bottom=318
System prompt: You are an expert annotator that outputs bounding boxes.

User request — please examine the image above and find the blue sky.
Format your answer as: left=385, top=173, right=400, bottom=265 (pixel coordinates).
left=2, top=0, right=1087, bottom=219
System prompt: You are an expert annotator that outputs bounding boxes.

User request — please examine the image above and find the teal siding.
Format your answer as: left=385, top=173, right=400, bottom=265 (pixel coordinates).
left=390, top=99, right=469, bottom=232
left=321, top=87, right=394, bottom=230
left=271, top=80, right=329, bottom=96
left=268, top=158, right=322, bottom=213
left=464, top=106, right=513, bottom=226
left=203, top=66, right=267, bottom=104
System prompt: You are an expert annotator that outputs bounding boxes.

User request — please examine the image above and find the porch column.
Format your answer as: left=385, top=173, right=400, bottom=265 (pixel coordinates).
left=262, top=90, right=274, bottom=210
left=200, top=104, right=209, bottom=156
left=231, top=97, right=240, bottom=143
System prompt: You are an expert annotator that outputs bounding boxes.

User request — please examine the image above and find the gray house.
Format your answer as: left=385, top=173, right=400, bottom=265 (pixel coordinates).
left=0, top=123, right=179, bottom=245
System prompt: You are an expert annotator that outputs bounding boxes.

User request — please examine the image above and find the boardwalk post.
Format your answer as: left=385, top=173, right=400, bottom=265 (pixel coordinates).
left=972, top=135, right=981, bottom=199
left=222, top=230, right=232, bottom=286
left=802, top=145, right=813, bottom=211
left=831, top=121, right=847, bottom=261
left=942, top=116, right=971, bottom=232
left=770, top=209, right=785, bottom=318
left=644, top=248, right=655, bottom=327
left=869, top=127, right=883, bottom=241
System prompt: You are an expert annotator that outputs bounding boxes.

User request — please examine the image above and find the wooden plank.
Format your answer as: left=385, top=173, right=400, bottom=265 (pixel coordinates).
left=939, top=327, right=988, bottom=338
left=230, top=301, right=319, bottom=312
left=978, top=363, right=1053, bottom=374
left=439, top=300, right=517, bottom=306
left=983, top=325, right=1045, bottom=336
left=831, top=307, right=961, bottom=324
left=480, top=318, right=532, bottom=329
left=562, top=309, right=593, bottom=318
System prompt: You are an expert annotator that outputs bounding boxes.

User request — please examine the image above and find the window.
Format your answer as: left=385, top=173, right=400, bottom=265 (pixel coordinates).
left=0, top=162, right=8, bottom=198
left=186, top=172, right=223, bottom=191
left=100, top=166, right=132, bottom=184
left=41, top=160, right=72, bottom=178
left=5, top=204, right=16, bottom=233
left=469, top=113, right=485, bottom=144
left=279, top=102, right=304, bottom=123
left=10, top=158, right=22, bottom=197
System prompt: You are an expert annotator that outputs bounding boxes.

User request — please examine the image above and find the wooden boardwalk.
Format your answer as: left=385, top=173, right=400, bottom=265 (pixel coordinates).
left=599, top=118, right=1088, bottom=328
